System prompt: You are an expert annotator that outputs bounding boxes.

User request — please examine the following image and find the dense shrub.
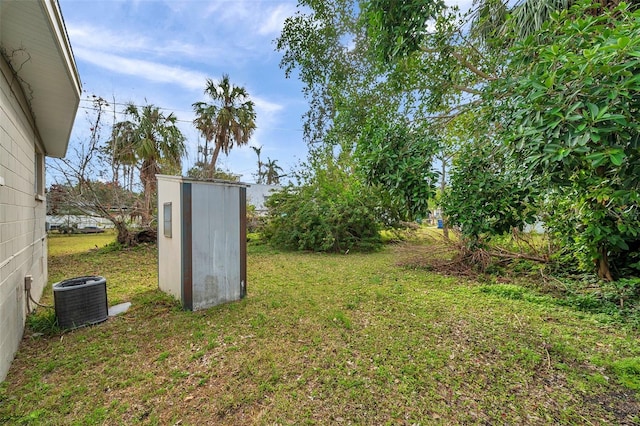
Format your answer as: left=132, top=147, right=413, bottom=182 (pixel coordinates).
left=442, top=139, right=538, bottom=250
left=246, top=204, right=267, bottom=233
left=263, top=178, right=382, bottom=253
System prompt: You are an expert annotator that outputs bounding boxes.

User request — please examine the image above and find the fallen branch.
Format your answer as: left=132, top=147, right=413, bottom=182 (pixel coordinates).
left=489, top=247, right=548, bottom=263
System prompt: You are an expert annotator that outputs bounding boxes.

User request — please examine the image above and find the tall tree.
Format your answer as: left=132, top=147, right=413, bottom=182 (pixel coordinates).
left=278, top=0, right=440, bottom=223
left=363, top=0, right=640, bottom=279
left=277, top=0, right=365, bottom=145
left=264, top=158, right=283, bottom=185
left=192, top=74, right=257, bottom=176
left=107, top=120, right=137, bottom=191
left=119, top=103, right=186, bottom=227
left=252, top=145, right=264, bottom=183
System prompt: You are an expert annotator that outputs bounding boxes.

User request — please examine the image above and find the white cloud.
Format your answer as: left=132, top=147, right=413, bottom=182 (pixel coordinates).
left=67, top=24, right=226, bottom=61
left=202, top=1, right=252, bottom=22
left=253, top=97, right=284, bottom=115
left=258, top=4, right=297, bottom=36
left=65, top=1, right=300, bottom=71
left=68, top=25, right=149, bottom=52
left=59, top=0, right=308, bottom=184
left=73, top=47, right=207, bottom=91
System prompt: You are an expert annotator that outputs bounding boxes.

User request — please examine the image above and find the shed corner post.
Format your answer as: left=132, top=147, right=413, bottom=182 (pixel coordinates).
left=240, top=186, right=247, bottom=299
left=181, top=181, right=193, bottom=310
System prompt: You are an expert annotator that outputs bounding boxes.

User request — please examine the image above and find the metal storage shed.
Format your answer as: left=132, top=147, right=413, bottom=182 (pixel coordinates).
left=157, top=175, right=247, bottom=311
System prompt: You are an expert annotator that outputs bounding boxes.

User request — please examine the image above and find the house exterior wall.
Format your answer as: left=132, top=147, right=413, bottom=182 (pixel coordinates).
left=0, top=55, right=48, bottom=381
left=246, top=183, right=282, bottom=213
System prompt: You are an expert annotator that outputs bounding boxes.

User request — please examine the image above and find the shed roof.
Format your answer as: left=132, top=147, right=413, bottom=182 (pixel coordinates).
left=157, top=174, right=250, bottom=188
left=1, top=0, right=81, bottom=158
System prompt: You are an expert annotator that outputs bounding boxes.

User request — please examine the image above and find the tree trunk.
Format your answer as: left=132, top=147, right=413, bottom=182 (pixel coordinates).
left=596, top=245, right=614, bottom=281
left=115, top=221, right=133, bottom=246
left=441, top=158, right=449, bottom=240
left=140, top=160, right=157, bottom=228
left=256, top=152, right=263, bottom=184
left=209, top=144, right=222, bottom=178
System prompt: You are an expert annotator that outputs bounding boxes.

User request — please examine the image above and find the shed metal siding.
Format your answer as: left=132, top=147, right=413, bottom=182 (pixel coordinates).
left=191, top=184, right=242, bottom=310
left=157, top=176, right=247, bottom=311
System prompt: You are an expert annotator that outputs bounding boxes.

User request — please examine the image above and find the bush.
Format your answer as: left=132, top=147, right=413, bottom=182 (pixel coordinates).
left=263, top=179, right=382, bottom=253
left=442, top=139, right=538, bottom=250
left=246, top=204, right=267, bottom=233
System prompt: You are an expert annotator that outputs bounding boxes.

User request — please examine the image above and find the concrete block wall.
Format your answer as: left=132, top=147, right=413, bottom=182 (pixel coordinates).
left=0, top=57, right=47, bottom=381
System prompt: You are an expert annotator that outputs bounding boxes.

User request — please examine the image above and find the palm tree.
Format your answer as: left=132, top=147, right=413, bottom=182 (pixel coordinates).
left=264, top=158, right=283, bottom=185
left=251, top=145, right=264, bottom=183
left=108, top=120, right=138, bottom=191
left=507, top=0, right=572, bottom=39
left=121, top=103, right=186, bottom=227
left=472, top=0, right=631, bottom=43
left=192, top=74, right=257, bottom=177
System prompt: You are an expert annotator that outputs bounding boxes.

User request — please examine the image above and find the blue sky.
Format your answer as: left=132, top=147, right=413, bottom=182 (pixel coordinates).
left=58, top=0, right=472, bottom=184
left=59, top=0, right=308, bottom=183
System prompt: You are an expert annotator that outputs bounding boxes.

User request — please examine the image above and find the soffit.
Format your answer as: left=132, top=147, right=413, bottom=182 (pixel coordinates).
left=0, top=0, right=81, bottom=158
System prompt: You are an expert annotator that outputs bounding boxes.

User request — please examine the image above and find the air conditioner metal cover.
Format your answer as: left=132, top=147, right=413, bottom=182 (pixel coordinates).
left=53, top=276, right=108, bottom=329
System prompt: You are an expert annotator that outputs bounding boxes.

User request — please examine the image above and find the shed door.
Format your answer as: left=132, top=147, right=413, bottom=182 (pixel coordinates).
left=190, top=184, right=241, bottom=310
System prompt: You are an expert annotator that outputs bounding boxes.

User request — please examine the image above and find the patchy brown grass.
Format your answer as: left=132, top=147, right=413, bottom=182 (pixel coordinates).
left=1, top=232, right=640, bottom=424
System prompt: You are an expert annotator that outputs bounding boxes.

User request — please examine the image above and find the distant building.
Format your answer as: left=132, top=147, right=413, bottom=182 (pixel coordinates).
left=46, top=215, right=116, bottom=231
left=246, top=183, right=283, bottom=214
left=0, top=0, right=81, bottom=380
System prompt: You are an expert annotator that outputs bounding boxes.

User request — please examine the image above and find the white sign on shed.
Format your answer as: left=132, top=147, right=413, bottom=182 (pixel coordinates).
left=157, top=175, right=248, bottom=311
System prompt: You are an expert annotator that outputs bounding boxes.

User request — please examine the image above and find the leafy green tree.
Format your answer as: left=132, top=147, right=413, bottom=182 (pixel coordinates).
left=277, top=0, right=363, bottom=145
left=503, top=1, right=640, bottom=279
left=361, top=0, right=640, bottom=280
left=433, top=110, right=478, bottom=239
left=356, top=116, right=438, bottom=222
left=362, top=2, right=513, bottom=242
left=442, top=138, right=538, bottom=251
left=471, top=0, right=638, bottom=46
left=192, top=74, right=257, bottom=176
left=278, top=0, right=440, bottom=225
left=365, top=0, right=445, bottom=62
left=186, top=162, right=240, bottom=181
left=117, top=103, right=186, bottom=227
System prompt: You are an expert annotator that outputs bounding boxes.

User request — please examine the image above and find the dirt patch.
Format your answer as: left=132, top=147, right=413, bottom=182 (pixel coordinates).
left=583, top=390, right=640, bottom=425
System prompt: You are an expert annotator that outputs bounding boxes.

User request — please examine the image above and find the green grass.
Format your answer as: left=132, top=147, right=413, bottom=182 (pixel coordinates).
left=1, top=233, right=640, bottom=424
left=47, top=231, right=117, bottom=256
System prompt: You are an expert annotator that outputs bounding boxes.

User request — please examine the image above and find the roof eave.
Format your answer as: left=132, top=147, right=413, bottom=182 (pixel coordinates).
left=0, top=0, right=82, bottom=158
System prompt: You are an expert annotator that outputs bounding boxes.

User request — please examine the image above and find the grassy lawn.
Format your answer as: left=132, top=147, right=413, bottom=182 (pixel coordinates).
left=2, top=232, right=640, bottom=424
